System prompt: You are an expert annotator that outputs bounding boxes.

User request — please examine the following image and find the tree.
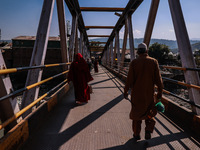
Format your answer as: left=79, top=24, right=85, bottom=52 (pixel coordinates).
left=148, top=42, right=175, bottom=65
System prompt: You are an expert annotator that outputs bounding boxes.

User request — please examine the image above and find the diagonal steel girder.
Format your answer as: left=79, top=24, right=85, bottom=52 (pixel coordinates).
left=64, top=0, right=89, bottom=48
left=102, top=0, right=144, bottom=56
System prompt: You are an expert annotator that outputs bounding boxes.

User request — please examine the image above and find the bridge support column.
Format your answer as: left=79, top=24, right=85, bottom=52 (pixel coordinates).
left=120, top=17, right=128, bottom=72
left=109, top=44, right=111, bottom=67
left=169, top=0, right=200, bottom=114
left=143, top=0, right=160, bottom=47
left=75, top=27, right=79, bottom=54
left=113, top=36, right=117, bottom=68
left=21, top=0, right=55, bottom=117
left=0, top=52, right=18, bottom=133
left=110, top=40, right=114, bottom=68
left=56, top=0, right=69, bottom=72
left=79, top=32, right=83, bottom=54
left=69, top=14, right=78, bottom=61
left=107, top=45, right=109, bottom=66
left=127, top=14, right=135, bottom=61
left=115, top=31, right=120, bottom=72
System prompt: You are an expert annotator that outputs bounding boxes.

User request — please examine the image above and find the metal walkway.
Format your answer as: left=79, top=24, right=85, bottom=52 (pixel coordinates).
left=22, top=66, right=200, bottom=150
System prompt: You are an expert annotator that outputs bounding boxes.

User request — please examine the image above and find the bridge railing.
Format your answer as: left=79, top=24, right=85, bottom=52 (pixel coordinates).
left=103, top=61, right=200, bottom=110
left=0, top=62, right=71, bottom=134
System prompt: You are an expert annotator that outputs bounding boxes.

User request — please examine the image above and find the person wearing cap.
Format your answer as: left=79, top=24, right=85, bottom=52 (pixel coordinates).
left=124, top=43, right=163, bottom=141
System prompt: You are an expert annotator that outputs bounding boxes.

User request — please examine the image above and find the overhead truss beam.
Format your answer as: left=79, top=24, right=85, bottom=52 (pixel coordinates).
left=85, top=26, right=115, bottom=29
left=89, top=42, right=107, bottom=44
left=80, top=7, right=125, bottom=12
left=103, top=0, right=144, bottom=55
left=64, top=0, right=89, bottom=47
left=88, top=35, right=110, bottom=37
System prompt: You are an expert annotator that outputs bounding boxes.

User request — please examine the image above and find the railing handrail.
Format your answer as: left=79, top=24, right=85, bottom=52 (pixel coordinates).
left=160, top=65, right=200, bottom=71
left=162, top=89, right=200, bottom=109
left=0, top=62, right=71, bottom=75
left=104, top=64, right=200, bottom=110
left=0, top=79, right=68, bottom=130
left=0, top=70, right=69, bottom=102
left=162, top=77, right=200, bottom=90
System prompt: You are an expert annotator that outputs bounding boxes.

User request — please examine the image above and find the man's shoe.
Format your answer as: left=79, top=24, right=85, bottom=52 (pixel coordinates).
left=133, top=134, right=141, bottom=141
left=145, top=131, right=151, bottom=140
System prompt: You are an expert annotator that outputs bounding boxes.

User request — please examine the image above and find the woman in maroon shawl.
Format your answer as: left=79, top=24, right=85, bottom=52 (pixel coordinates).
left=68, top=53, right=93, bottom=104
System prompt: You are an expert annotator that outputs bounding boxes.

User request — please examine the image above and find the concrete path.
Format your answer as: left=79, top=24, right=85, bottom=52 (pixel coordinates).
left=22, top=66, right=200, bottom=150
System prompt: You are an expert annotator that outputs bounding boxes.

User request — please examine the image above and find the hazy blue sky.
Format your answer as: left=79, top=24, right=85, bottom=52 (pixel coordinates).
left=0, top=0, right=200, bottom=40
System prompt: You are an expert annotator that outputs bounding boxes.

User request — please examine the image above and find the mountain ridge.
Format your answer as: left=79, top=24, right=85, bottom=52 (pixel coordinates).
left=89, top=38, right=200, bottom=53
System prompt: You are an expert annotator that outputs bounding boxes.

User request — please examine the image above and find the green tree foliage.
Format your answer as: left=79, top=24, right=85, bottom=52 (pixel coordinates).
left=148, top=42, right=176, bottom=65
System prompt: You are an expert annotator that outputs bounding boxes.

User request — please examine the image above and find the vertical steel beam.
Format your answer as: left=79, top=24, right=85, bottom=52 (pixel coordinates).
left=56, top=0, right=69, bottom=71
left=105, top=49, right=108, bottom=66
left=0, top=52, right=18, bottom=133
left=82, top=41, right=85, bottom=56
left=79, top=32, right=83, bottom=53
left=83, top=43, right=86, bottom=59
left=69, top=14, right=78, bottom=61
left=75, top=27, right=79, bottom=54
left=169, top=0, right=200, bottom=114
left=109, top=44, right=111, bottom=67
left=120, top=18, right=128, bottom=72
left=110, top=40, right=114, bottom=68
left=107, top=45, right=109, bottom=66
left=84, top=43, right=86, bottom=58
left=113, top=37, right=117, bottom=67
left=127, top=14, right=135, bottom=61
left=21, top=0, right=55, bottom=117
left=143, top=0, right=160, bottom=47
left=115, top=31, right=120, bottom=71
left=103, top=52, right=106, bottom=65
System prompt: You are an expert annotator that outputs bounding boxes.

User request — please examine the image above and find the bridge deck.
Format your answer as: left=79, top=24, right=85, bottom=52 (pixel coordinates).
left=22, top=66, right=200, bottom=150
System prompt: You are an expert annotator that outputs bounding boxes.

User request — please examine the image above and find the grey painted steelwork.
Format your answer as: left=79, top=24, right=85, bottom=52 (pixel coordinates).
left=56, top=0, right=69, bottom=72
left=169, top=0, right=200, bottom=114
left=102, top=0, right=144, bottom=57
left=110, top=40, right=114, bottom=67
left=115, top=31, right=120, bottom=72
left=120, top=17, right=128, bottom=71
left=85, top=26, right=115, bottom=29
left=80, top=7, right=125, bottom=12
left=143, top=0, right=160, bottom=47
left=75, top=27, right=79, bottom=54
left=127, top=14, right=135, bottom=61
left=64, top=0, right=89, bottom=49
left=69, top=15, right=78, bottom=61
left=79, top=32, right=83, bottom=54
left=0, top=51, right=18, bottom=133
left=21, top=0, right=55, bottom=117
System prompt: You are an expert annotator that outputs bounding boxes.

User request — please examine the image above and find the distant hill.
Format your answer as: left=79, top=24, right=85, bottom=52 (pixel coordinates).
left=89, top=38, right=200, bottom=53
left=191, top=42, right=200, bottom=50
left=171, top=42, right=200, bottom=53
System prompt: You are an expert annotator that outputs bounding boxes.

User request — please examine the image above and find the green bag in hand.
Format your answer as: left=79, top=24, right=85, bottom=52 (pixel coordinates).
left=155, top=101, right=165, bottom=113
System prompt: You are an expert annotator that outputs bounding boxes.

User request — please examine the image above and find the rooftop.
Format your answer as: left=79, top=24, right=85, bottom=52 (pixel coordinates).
left=12, top=36, right=60, bottom=41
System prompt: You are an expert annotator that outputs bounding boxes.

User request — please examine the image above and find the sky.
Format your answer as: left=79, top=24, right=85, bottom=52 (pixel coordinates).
left=0, top=0, right=200, bottom=41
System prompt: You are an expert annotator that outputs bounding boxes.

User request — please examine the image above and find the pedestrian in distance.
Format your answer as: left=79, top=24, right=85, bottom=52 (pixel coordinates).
left=68, top=53, right=93, bottom=104
left=94, top=59, right=99, bottom=73
left=124, top=43, right=163, bottom=141
left=86, top=58, right=92, bottom=72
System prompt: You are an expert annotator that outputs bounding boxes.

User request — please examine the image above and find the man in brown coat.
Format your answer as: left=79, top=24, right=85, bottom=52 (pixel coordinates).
left=124, top=43, right=163, bottom=141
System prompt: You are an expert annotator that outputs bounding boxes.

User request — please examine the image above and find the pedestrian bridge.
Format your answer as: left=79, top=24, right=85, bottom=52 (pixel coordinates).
left=0, top=66, right=200, bottom=150
left=1, top=0, right=200, bottom=149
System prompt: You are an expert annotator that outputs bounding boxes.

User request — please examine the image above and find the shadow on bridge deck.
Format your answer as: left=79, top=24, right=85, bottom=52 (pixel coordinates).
left=22, top=66, right=200, bottom=150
